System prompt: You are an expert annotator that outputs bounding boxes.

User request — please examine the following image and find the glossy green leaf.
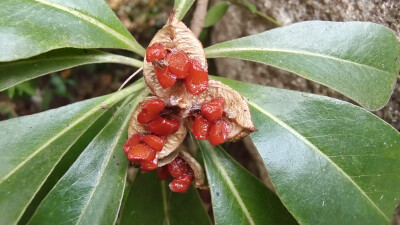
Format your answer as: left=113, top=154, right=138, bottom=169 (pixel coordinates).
left=0, top=0, right=145, bottom=62
left=0, top=48, right=143, bottom=92
left=28, top=92, right=146, bottom=225
left=119, top=170, right=212, bottom=225
left=174, top=0, right=195, bottom=20
left=0, top=81, right=145, bottom=225
left=204, top=2, right=229, bottom=28
left=206, top=21, right=400, bottom=110
left=215, top=76, right=400, bottom=224
left=199, top=140, right=298, bottom=225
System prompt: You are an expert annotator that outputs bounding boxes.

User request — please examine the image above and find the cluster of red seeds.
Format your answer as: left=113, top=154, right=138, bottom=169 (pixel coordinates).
left=123, top=99, right=180, bottom=170
left=157, top=157, right=193, bottom=193
left=123, top=43, right=235, bottom=193
left=192, top=98, right=231, bottom=145
left=146, top=43, right=209, bottom=95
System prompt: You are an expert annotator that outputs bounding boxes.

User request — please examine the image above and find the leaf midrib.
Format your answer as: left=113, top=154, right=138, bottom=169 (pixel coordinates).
left=247, top=100, right=390, bottom=222
left=205, top=47, right=393, bottom=75
left=207, top=146, right=256, bottom=225
left=0, top=53, right=140, bottom=68
left=33, top=0, right=136, bottom=50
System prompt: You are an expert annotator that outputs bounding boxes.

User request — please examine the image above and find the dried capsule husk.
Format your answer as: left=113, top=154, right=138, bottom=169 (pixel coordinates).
left=128, top=96, right=187, bottom=159
left=188, top=80, right=256, bottom=141
left=143, top=15, right=207, bottom=109
left=158, top=146, right=181, bottom=167
left=178, top=147, right=206, bottom=189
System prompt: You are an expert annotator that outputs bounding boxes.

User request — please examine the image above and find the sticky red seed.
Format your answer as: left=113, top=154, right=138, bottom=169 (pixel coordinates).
left=185, top=59, right=208, bottom=95
left=201, top=97, right=225, bottom=123
left=142, top=135, right=166, bottom=152
left=127, top=143, right=156, bottom=163
left=123, top=134, right=144, bottom=156
left=140, top=157, right=158, bottom=171
left=156, top=66, right=177, bottom=89
left=166, top=51, right=190, bottom=79
left=209, top=119, right=231, bottom=146
left=167, top=157, right=189, bottom=178
left=193, top=116, right=211, bottom=140
left=157, top=166, right=171, bottom=180
left=169, top=175, right=192, bottom=193
left=146, top=43, right=167, bottom=62
left=137, top=99, right=165, bottom=125
left=147, top=117, right=180, bottom=136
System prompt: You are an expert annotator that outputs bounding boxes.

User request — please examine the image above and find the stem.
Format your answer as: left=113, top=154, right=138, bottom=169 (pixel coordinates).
left=190, top=0, right=209, bottom=37
left=118, top=67, right=144, bottom=91
left=229, top=0, right=282, bottom=27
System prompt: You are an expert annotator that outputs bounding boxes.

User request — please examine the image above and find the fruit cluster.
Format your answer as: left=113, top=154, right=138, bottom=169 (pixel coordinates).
left=123, top=15, right=255, bottom=193
left=193, top=98, right=231, bottom=145
left=123, top=99, right=180, bottom=171
left=146, top=43, right=208, bottom=95
left=157, top=157, right=193, bottom=193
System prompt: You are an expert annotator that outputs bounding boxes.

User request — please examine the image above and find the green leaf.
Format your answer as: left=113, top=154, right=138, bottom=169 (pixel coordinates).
left=204, top=2, right=229, bottom=28
left=0, top=80, right=145, bottom=225
left=27, top=93, right=146, bottom=225
left=0, top=0, right=145, bottom=62
left=0, top=48, right=143, bottom=92
left=199, top=140, right=298, bottom=225
left=174, top=0, right=195, bottom=20
left=241, top=0, right=257, bottom=13
left=205, top=21, right=400, bottom=110
left=7, top=80, right=37, bottom=98
left=215, top=76, right=400, bottom=224
left=119, top=170, right=212, bottom=225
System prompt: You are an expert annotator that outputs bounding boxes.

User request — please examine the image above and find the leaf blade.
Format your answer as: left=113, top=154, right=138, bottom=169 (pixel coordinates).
left=199, top=140, right=298, bottom=225
left=0, top=81, right=145, bottom=225
left=119, top=170, right=212, bottom=225
left=215, top=76, right=400, bottom=224
left=205, top=21, right=400, bottom=110
left=204, top=1, right=229, bottom=28
left=0, top=48, right=143, bottom=92
left=27, top=92, right=146, bottom=225
left=0, top=0, right=145, bottom=61
left=174, top=0, right=195, bottom=20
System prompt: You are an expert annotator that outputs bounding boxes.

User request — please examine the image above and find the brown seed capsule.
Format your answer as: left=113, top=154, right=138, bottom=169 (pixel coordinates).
left=128, top=96, right=187, bottom=160
left=178, top=148, right=206, bottom=189
left=188, top=80, right=256, bottom=142
left=143, top=15, right=207, bottom=109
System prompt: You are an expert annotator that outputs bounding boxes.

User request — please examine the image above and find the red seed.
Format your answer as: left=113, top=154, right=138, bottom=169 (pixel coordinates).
left=148, top=117, right=180, bottom=136
left=185, top=59, right=208, bottom=95
left=123, top=134, right=144, bottom=156
left=166, top=51, right=190, bottom=79
left=146, top=43, right=167, bottom=62
left=209, top=119, right=231, bottom=146
left=157, top=166, right=171, bottom=180
left=137, top=99, right=165, bottom=125
left=192, top=116, right=211, bottom=140
left=156, top=66, right=177, bottom=89
left=167, top=157, right=189, bottom=178
left=127, top=143, right=156, bottom=163
left=140, top=157, right=158, bottom=171
left=201, top=97, right=225, bottom=122
left=142, top=135, right=166, bottom=152
left=169, top=175, right=192, bottom=193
